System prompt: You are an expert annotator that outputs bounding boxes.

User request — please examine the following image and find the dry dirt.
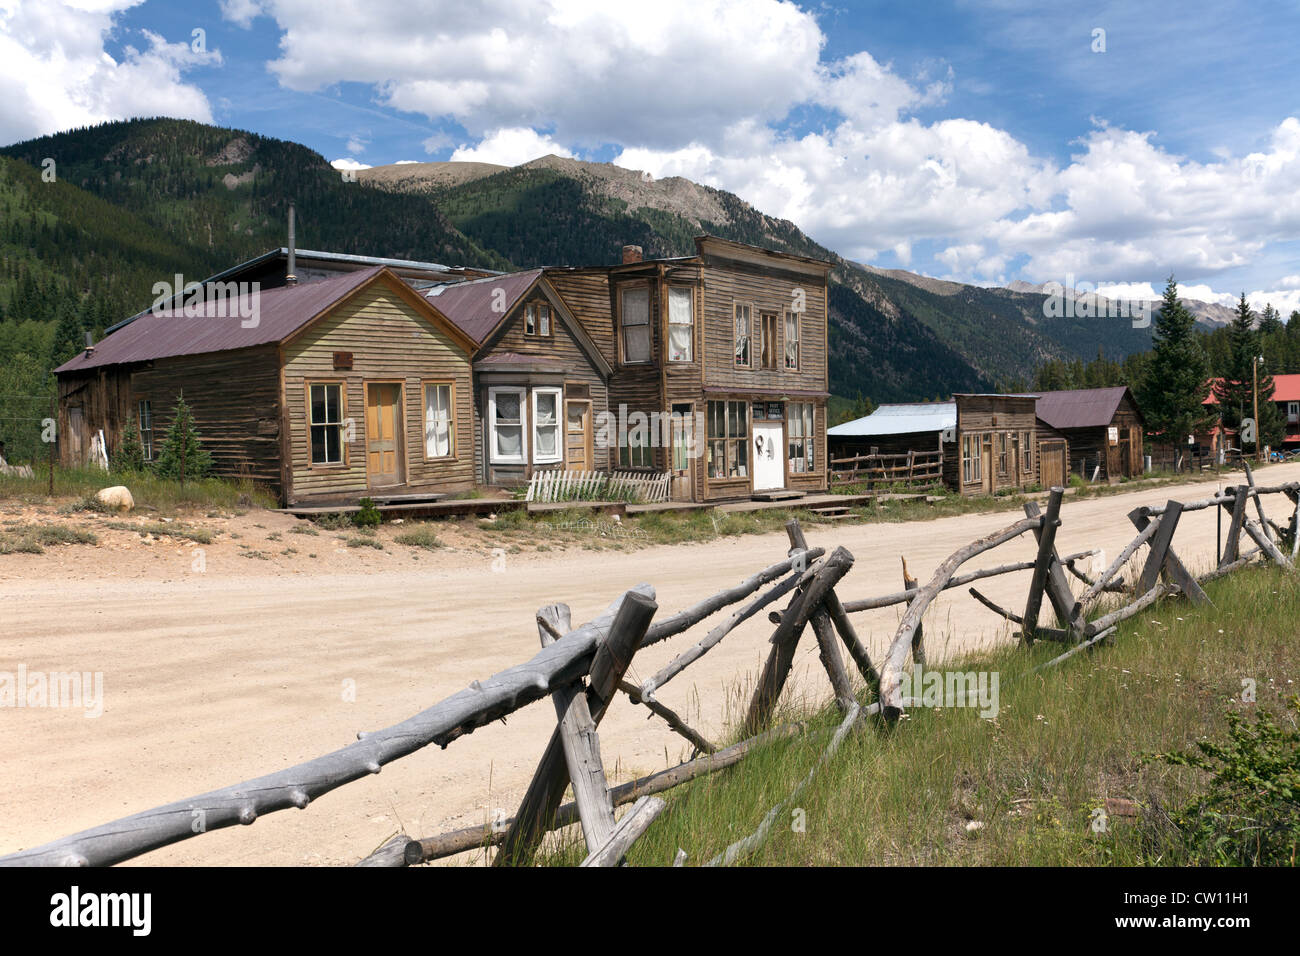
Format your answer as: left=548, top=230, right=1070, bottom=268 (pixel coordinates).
left=3, top=461, right=1298, bottom=866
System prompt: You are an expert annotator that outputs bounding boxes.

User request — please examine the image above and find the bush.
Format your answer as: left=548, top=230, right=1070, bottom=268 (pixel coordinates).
left=353, top=497, right=382, bottom=528
left=1154, top=696, right=1300, bottom=865
left=110, top=415, right=146, bottom=474
left=152, top=394, right=212, bottom=482
left=395, top=525, right=442, bottom=550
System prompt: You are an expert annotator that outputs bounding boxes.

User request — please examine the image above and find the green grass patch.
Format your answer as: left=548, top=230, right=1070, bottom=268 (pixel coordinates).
left=0, top=465, right=277, bottom=513
left=104, top=521, right=214, bottom=544
left=0, top=522, right=98, bottom=554
left=539, top=566, right=1299, bottom=867
left=394, top=525, right=442, bottom=550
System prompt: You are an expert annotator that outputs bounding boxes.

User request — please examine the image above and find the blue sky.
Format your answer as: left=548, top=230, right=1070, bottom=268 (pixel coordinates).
left=3, top=0, right=1299, bottom=312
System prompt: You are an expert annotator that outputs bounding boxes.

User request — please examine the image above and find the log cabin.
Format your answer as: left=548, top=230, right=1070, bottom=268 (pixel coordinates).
left=547, top=236, right=834, bottom=503
left=1034, top=386, right=1145, bottom=480
left=55, top=266, right=479, bottom=506
left=944, top=394, right=1047, bottom=495
left=421, top=270, right=614, bottom=487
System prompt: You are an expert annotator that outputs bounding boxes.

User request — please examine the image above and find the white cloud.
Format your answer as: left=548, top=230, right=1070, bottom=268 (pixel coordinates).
left=345, top=134, right=367, bottom=155
left=330, top=157, right=371, bottom=170
left=219, top=0, right=263, bottom=29
left=0, top=1, right=219, bottom=144
left=449, top=127, right=572, bottom=166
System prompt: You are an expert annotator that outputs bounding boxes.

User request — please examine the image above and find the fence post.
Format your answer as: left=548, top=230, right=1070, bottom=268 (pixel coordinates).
left=786, top=521, right=855, bottom=714
left=1021, top=487, right=1064, bottom=643
left=1127, top=505, right=1209, bottom=605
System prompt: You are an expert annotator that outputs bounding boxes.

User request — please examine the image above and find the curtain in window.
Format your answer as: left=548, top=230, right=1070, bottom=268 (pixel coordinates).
left=425, top=384, right=452, bottom=458
left=668, top=287, right=693, bottom=362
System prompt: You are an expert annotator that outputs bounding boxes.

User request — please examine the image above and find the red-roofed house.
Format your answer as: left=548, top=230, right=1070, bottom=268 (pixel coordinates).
left=55, top=267, right=479, bottom=505
left=1202, top=373, right=1300, bottom=451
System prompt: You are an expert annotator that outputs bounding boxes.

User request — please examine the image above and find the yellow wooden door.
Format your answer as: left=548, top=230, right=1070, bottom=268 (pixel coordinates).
left=565, top=400, right=591, bottom=471
left=366, top=384, right=402, bottom=486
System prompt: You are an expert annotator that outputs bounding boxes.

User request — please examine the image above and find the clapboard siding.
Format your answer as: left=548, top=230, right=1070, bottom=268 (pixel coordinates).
left=282, top=284, right=474, bottom=503
left=546, top=269, right=616, bottom=366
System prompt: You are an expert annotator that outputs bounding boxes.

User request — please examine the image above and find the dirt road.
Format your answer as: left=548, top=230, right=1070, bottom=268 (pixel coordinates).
left=3, top=462, right=1297, bottom=865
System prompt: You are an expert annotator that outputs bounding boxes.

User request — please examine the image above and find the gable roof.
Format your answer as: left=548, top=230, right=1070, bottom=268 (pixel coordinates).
left=423, top=269, right=544, bottom=344
left=56, top=267, right=475, bottom=374
left=828, top=402, right=956, bottom=438
left=1203, top=373, right=1300, bottom=404
left=1035, top=386, right=1141, bottom=430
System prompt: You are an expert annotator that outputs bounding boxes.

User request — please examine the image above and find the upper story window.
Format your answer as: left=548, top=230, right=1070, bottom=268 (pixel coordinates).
left=524, top=302, right=551, bottom=336
left=667, top=287, right=694, bottom=362
left=620, top=287, right=650, bottom=364
left=784, top=312, right=800, bottom=370
left=759, top=313, right=778, bottom=370
left=734, top=304, right=751, bottom=367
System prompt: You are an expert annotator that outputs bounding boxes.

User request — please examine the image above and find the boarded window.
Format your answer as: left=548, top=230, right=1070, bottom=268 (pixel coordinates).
left=707, top=400, right=749, bottom=479
left=309, top=383, right=343, bottom=465
left=532, top=388, right=562, bottom=464
left=734, top=304, right=751, bottom=366
left=668, top=287, right=693, bottom=362
left=621, top=287, right=650, bottom=363
left=138, top=400, right=153, bottom=462
left=424, top=383, right=453, bottom=458
left=489, top=387, right=526, bottom=463
left=784, top=313, right=800, bottom=369
left=787, top=402, right=814, bottom=473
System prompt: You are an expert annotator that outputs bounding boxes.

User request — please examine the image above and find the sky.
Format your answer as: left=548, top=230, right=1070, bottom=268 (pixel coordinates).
left=2, top=0, right=1299, bottom=313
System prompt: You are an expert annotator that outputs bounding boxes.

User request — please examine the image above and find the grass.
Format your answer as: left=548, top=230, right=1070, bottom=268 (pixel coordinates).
left=394, top=525, right=443, bottom=550
left=344, top=534, right=384, bottom=549
left=0, top=522, right=98, bottom=554
left=0, top=465, right=277, bottom=513
left=103, top=521, right=214, bottom=544
left=537, top=566, right=1299, bottom=866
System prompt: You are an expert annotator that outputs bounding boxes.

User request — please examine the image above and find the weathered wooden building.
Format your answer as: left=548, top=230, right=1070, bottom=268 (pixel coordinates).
left=1035, top=386, right=1145, bottom=480
left=547, top=236, right=833, bottom=502
left=55, top=266, right=479, bottom=505
left=944, top=394, right=1044, bottom=495
left=422, top=270, right=613, bottom=487
left=827, top=402, right=955, bottom=459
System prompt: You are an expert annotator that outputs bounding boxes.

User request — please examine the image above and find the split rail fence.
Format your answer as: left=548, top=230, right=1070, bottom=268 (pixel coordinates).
left=829, top=449, right=942, bottom=489
left=3, top=465, right=1296, bottom=868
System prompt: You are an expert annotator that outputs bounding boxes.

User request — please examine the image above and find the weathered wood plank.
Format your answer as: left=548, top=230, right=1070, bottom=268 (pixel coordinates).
left=579, top=795, right=665, bottom=867
left=1022, top=488, right=1065, bottom=642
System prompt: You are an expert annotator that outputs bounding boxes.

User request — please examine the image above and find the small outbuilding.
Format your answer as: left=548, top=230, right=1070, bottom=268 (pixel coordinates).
left=1034, top=386, right=1145, bottom=480
left=945, top=394, right=1043, bottom=495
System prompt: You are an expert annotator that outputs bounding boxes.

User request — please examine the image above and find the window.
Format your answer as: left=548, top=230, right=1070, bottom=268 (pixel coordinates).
left=138, top=400, right=153, bottom=462
left=784, top=312, right=800, bottom=370
left=488, top=387, right=526, bottom=463
left=998, top=432, right=1009, bottom=475
left=1289, top=401, right=1299, bottom=423
left=532, top=388, right=562, bottom=464
left=423, top=383, right=454, bottom=459
left=707, top=401, right=749, bottom=479
left=787, top=402, right=815, bottom=473
left=309, top=383, right=344, bottom=466
left=667, top=287, right=694, bottom=362
left=760, top=313, right=778, bottom=370
left=961, top=433, right=981, bottom=484
left=621, top=287, right=650, bottom=363
left=733, top=304, right=751, bottom=367
left=524, top=303, right=551, bottom=336
left=619, top=431, right=654, bottom=468
left=1021, top=431, right=1033, bottom=473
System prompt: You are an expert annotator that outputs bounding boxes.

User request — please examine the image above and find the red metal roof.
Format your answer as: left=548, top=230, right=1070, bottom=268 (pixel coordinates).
left=1204, top=373, right=1300, bottom=404
left=56, top=267, right=386, bottom=374
left=423, top=270, right=543, bottom=345
left=1034, top=386, right=1136, bottom=430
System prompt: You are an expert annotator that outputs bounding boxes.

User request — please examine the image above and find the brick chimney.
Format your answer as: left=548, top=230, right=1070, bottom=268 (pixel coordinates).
left=621, top=244, right=643, bottom=264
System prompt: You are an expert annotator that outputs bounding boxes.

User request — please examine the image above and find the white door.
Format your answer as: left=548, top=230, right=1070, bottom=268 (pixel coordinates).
left=753, top=421, right=785, bottom=491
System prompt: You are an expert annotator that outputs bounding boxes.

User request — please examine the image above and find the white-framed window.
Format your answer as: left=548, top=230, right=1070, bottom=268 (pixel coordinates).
left=1289, top=401, right=1299, bottom=423
left=423, top=382, right=454, bottom=459
left=532, top=387, right=563, bottom=464
left=734, top=304, right=751, bottom=367
left=138, top=399, right=153, bottom=462
left=621, top=286, right=650, bottom=363
left=668, top=286, right=693, bottom=362
left=308, top=383, right=344, bottom=466
left=961, top=433, right=981, bottom=484
left=787, top=402, right=815, bottom=473
left=784, top=312, right=800, bottom=370
left=488, top=386, right=527, bottom=463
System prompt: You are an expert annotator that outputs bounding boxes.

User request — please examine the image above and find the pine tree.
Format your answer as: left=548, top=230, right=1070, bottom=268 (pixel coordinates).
left=1213, top=294, right=1259, bottom=430
left=48, top=299, right=83, bottom=369
left=152, top=394, right=212, bottom=482
left=1258, top=303, right=1284, bottom=335
left=110, top=414, right=146, bottom=473
left=1140, top=276, right=1210, bottom=467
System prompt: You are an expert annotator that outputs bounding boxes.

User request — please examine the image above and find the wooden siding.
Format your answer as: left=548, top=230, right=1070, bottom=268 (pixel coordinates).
left=952, top=395, right=1040, bottom=497
left=282, top=283, right=474, bottom=504
left=1053, top=393, right=1145, bottom=480
left=546, top=269, right=616, bottom=366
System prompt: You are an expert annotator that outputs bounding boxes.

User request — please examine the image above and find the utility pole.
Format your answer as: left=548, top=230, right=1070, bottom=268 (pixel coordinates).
left=1253, top=355, right=1262, bottom=463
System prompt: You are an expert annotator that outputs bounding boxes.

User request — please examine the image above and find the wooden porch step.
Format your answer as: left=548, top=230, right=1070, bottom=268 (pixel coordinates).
left=750, top=490, right=807, bottom=502
left=811, top=506, right=850, bottom=517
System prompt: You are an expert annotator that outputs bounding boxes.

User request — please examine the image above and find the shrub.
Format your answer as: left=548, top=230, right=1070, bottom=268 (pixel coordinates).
left=152, top=394, right=213, bottom=482
left=353, top=497, right=382, bottom=528
left=110, top=415, right=146, bottom=474
left=394, top=525, right=442, bottom=550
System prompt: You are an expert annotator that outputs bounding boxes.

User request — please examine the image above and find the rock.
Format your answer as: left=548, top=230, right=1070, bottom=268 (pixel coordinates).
left=95, top=486, right=135, bottom=511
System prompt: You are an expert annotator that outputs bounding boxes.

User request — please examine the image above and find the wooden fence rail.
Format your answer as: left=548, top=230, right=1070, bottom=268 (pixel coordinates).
left=5, top=478, right=1296, bottom=869
left=829, top=449, right=943, bottom=488
left=526, top=469, right=672, bottom=504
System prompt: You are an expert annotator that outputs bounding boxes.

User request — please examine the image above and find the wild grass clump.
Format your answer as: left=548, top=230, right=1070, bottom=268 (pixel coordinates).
left=0, top=522, right=98, bottom=554
left=104, top=521, right=213, bottom=544
left=394, top=525, right=442, bottom=550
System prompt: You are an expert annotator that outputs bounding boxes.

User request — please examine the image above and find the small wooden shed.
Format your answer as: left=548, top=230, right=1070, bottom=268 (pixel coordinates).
left=1034, top=386, right=1145, bottom=480
left=944, top=394, right=1042, bottom=496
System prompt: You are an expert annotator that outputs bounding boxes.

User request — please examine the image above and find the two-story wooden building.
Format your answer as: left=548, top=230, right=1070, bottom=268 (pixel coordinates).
left=549, top=237, right=833, bottom=503
left=943, top=393, right=1046, bottom=495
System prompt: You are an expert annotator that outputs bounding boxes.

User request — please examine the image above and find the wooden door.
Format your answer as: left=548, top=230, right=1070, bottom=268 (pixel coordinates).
left=67, top=407, right=85, bottom=465
left=981, top=438, right=993, bottom=494
left=753, top=421, right=785, bottom=491
left=670, top=403, right=694, bottom=501
left=365, top=383, right=402, bottom=486
left=565, top=400, right=591, bottom=471
left=1039, top=439, right=1066, bottom=489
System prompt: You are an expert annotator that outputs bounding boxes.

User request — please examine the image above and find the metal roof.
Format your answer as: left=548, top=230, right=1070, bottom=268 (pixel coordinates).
left=828, top=402, right=956, bottom=437
left=424, top=269, right=544, bottom=344
left=56, top=267, right=386, bottom=373
left=1204, top=373, right=1300, bottom=404
left=1035, top=386, right=1137, bottom=430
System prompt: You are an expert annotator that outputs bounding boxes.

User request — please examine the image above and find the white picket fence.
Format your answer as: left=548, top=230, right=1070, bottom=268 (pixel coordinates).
left=525, top=469, right=672, bottom=504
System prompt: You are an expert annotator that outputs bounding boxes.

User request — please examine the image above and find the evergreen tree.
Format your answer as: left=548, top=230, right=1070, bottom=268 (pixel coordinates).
left=110, top=414, right=146, bottom=473
left=47, top=298, right=83, bottom=369
left=1139, top=276, right=1210, bottom=466
left=152, top=394, right=212, bottom=482
left=1258, top=303, right=1283, bottom=335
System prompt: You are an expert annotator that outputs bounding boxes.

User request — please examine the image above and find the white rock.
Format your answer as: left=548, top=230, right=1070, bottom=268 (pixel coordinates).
left=96, top=486, right=135, bottom=511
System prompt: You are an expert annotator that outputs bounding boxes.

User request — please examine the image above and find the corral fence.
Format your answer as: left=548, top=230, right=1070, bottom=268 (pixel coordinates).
left=3, top=464, right=1296, bottom=868
left=526, top=469, right=672, bottom=504
left=829, top=449, right=942, bottom=489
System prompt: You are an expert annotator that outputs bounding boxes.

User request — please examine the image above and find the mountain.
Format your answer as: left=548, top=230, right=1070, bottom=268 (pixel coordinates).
left=1004, top=278, right=1238, bottom=328
left=0, top=118, right=1166, bottom=406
